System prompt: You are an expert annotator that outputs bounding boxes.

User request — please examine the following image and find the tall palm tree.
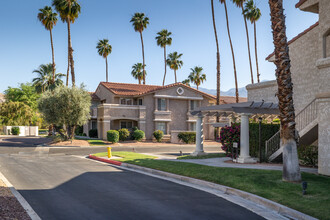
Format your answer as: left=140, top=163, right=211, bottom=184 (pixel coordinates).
left=244, top=0, right=261, bottom=83
left=37, top=6, right=58, bottom=85
left=130, top=13, right=149, bottom=85
left=166, top=52, right=183, bottom=83
left=32, top=64, right=65, bottom=93
left=188, top=67, right=206, bottom=90
left=131, top=63, right=146, bottom=84
left=182, top=79, right=190, bottom=87
left=269, top=0, right=301, bottom=182
left=156, top=29, right=172, bottom=86
left=232, top=0, right=254, bottom=84
left=211, top=0, right=221, bottom=108
left=220, top=0, right=239, bottom=103
left=96, top=39, right=112, bottom=82
left=52, top=0, right=81, bottom=87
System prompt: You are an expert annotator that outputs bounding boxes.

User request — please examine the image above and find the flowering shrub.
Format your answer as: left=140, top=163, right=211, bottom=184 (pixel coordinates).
left=219, top=124, right=240, bottom=157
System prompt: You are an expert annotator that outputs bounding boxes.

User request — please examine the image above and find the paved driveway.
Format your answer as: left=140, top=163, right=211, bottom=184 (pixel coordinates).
left=0, top=136, right=50, bottom=147
left=0, top=154, right=264, bottom=220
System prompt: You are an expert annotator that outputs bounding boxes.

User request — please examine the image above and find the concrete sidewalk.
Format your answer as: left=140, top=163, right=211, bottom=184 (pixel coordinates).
left=146, top=154, right=318, bottom=174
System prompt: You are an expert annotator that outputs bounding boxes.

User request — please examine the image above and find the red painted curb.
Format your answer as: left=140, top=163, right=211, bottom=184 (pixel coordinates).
left=88, top=155, right=122, bottom=166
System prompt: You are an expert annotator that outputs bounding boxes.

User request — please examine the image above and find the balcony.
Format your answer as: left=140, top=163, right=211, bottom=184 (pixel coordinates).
left=98, top=104, right=146, bottom=121
left=154, top=111, right=172, bottom=122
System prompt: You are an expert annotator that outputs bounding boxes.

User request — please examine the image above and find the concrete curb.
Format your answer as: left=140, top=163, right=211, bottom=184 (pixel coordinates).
left=0, top=172, right=41, bottom=220
left=88, top=155, right=317, bottom=220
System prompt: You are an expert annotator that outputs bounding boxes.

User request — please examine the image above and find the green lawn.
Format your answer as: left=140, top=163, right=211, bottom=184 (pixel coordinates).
left=177, top=153, right=226, bottom=160
left=87, top=140, right=108, bottom=146
left=93, top=151, right=330, bottom=220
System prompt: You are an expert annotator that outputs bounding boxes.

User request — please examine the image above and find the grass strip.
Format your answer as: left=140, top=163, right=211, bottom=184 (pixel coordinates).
left=177, top=153, right=226, bottom=160
left=87, top=140, right=108, bottom=146
left=93, top=151, right=329, bottom=220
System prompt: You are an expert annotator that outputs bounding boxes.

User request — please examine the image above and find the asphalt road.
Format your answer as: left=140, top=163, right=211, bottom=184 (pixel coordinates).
left=0, top=153, right=264, bottom=220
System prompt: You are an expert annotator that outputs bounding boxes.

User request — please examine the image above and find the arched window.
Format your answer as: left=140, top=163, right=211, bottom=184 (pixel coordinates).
left=323, top=29, right=330, bottom=58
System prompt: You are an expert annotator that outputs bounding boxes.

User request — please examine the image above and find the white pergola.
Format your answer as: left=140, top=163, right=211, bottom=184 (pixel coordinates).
left=190, top=101, right=280, bottom=163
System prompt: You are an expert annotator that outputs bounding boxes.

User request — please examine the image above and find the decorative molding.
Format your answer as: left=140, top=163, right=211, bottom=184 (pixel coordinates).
left=154, top=94, right=203, bottom=100
left=154, top=111, right=171, bottom=115
left=153, top=119, right=172, bottom=122
left=316, top=57, right=330, bottom=69
left=246, top=80, right=277, bottom=91
left=177, top=87, right=184, bottom=95
left=100, top=104, right=146, bottom=109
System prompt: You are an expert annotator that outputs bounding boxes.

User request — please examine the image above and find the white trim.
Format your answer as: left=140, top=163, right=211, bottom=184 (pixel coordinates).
left=177, top=87, right=184, bottom=95
left=100, top=104, right=146, bottom=109
left=153, top=119, right=172, bottom=122
left=186, top=120, right=197, bottom=122
left=154, top=94, right=203, bottom=100
left=138, top=121, right=146, bottom=124
left=154, top=111, right=171, bottom=115
left=110, top=117, right=139, bottom=121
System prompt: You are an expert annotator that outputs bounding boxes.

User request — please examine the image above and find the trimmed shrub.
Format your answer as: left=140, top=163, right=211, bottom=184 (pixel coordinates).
left=118, top=128, right=130, bottom=141
left=89, top=129, right=98, bottom=138
left=153, top=130, right=164, bottom=142
left=298, top=145, right=318, bottom=167
left=11, top=127, right=20, bottom=135
left=107, top=130, right=119, bottom=143
left=133, top=129, right=145, bottom=141
left=178, top=132, right=196, bottom=144
left=219, top=124, right=240, bottom=157
left=75, top=125, right=84, bottom=136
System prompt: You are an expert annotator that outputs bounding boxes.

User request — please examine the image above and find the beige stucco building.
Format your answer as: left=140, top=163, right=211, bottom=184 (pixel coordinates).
left=84, top=82, right=245, bottom=142
left=247, top=0, right=330, bottom=176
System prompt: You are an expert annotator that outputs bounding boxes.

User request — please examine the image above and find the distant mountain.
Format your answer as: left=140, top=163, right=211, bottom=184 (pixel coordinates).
left=195, top=87, right=247, bottom=97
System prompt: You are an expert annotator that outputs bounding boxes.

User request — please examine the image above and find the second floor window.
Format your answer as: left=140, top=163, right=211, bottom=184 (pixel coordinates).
left=190, top=100, right=199, bottom=110
left=120, top=98, right=133, bottom=105
left=157, top=98, right=166, bottom=111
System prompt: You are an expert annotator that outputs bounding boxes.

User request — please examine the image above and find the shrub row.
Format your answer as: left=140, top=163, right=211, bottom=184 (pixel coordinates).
left=178, top=132, right=196, bottom=144
left=106, top=129, right=145, bottom=143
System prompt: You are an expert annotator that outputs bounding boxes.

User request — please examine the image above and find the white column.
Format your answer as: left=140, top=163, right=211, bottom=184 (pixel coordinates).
left=191, top=114, right=207, bottom=156
left=237, top=113, right=256, bottom=163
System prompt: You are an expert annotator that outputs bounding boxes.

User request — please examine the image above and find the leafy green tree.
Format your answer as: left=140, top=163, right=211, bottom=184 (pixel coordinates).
left=38, top=85, right=91, bottom=140
left=0, top=102, right=33, bottom=126
left=188, top=66, right=206, bottom=90
left=130, top=13, right=149, bottom=84
left=38, top=6, right=58, bottom=84
left=232, top=0, right=254, bottom=84
left=244, top=0, right=261, bottom=83
left=32, top=64, right=65, bottom=93
left=166, top=52, right=183, bottom=83
left=155, top=29, right=172, bottom=86
left=52, top=0, right=81, bottom=86
left=131, top=63, right=146, bottom=84
left=96, top=39, right=112, bottom=82
left=4, top=83, right=39, bottom=110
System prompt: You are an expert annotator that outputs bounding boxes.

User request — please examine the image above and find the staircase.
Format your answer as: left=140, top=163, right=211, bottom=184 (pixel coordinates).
left=265, top=99, right=318, bottom=162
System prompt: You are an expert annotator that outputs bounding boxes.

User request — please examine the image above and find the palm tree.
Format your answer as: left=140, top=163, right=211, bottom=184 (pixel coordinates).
left=182, top=79, right=190, bottom=87
left=156, top=29, right=172, bottom=86
left=131, top=63, right=146, bottom=84
left=32, top=64, right=65, bottom=93
left=96, top=39, right=112, bottom=82
left=268, top=0, right=301, bottom=182
left=130, top=13, right=149, bottom=85
left=52, top=0, right=81, bottom=87
left=219, top=0, right=239, bottom=103
left=244, top=0, right=261, bottom=83
left=166, top=52, right=183, bottom=83
left=232, top=0, right=254, bottom=84
left=211, top=0, right=221, bottom=108
left=188, top=66, right=206, bottom=90
left=37, top=6, right=58, bottom=85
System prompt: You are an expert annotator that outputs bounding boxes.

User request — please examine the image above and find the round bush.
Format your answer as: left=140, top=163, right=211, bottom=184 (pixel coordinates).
left=107, top=130, right=119, bottom=143
left=298, top=145, right=318, bottom=167
left=178, top=132, right=196, bottom=144
left=133, top=129, right=145, bottom=141
left=118, top=128, right=130, bottom=141
left=89, top=129, right=98, bottom=138
left=153, top=130, right=164, bottom=142
left=11, top=127, right=20, bottom=135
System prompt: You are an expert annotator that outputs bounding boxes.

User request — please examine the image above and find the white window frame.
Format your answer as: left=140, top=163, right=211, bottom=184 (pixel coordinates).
left=157, top=98, right=167, bottom=111
left=156, top=122, right=167, bottom=134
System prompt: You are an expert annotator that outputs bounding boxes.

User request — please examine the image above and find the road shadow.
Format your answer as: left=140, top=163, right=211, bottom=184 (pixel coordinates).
left=0, top=137, right=51, bottom=147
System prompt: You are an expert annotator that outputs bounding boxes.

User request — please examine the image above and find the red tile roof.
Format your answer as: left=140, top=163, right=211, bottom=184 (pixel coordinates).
left=265, top=22, right=319, bottom=61
left=295, top=0, right=308, bottom=8
left=98, top=82, right=246, bottom=104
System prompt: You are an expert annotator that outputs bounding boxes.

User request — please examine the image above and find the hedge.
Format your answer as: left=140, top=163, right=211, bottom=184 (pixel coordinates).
left=178, top=132, right=196, bottom=144
left=133, top=130, right=145, bottom=141
left=298, top=145, right=318, bottom=167
left=89, top=129, right=98, bottom=138
left=11, top=127, right=20, bottom=135
left=118, top=128, right=130, bottom=141
left=153, top=130, right=164, bottom=142
left=107, top=130, right=119, bottom=143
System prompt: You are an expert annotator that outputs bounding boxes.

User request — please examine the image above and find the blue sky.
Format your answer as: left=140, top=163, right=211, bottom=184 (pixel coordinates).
left=0, top=0, right=318, bottom=93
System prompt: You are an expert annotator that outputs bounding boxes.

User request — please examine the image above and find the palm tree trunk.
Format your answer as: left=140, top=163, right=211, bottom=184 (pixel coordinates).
left=106, top=57, right=108, bottom=82
left=269, top=0, right=301, bottom=182
left=174, top=70, right=177, bottom=83
left=49, top=29, right=55, bottom=85
left=139, top=31, right=146, bottom=85
left=162, top=46, right=167, bottom=86
left=254, top=22, right=260, bottom=83
left=242, top=8, right=254, bottom=84
left=138, top=78, right=141, bottom=84
left=67, top=18, right=75, bottom=87
left=66, top=57, right=70, bottom=86
left=224, top=0, right=239, bottom=103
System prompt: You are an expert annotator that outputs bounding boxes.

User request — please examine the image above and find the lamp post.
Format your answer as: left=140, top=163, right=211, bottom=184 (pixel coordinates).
left=258, top=117, right=262, bottom=163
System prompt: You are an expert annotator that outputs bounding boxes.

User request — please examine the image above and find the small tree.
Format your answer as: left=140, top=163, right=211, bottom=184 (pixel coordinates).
left=0, top=102, right=33, bottom=126
left=38, top=85, right=91, bottom=140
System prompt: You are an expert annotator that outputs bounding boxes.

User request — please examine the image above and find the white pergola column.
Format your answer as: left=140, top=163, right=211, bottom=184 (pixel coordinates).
left=237, top=113, right=256, bottom=163
left=191, top=114, right=207, bottom=156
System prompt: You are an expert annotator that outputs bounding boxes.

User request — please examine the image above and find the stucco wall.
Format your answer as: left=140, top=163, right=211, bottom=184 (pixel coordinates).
left=142, top=94, right=155, bottom=139
left=95, top=84, right=115, bottom=103
left=246, top=80, right=278, bottom=103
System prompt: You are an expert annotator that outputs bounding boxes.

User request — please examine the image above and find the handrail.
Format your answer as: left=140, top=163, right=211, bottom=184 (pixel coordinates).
left=295, top=99, right=317, bottom=131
